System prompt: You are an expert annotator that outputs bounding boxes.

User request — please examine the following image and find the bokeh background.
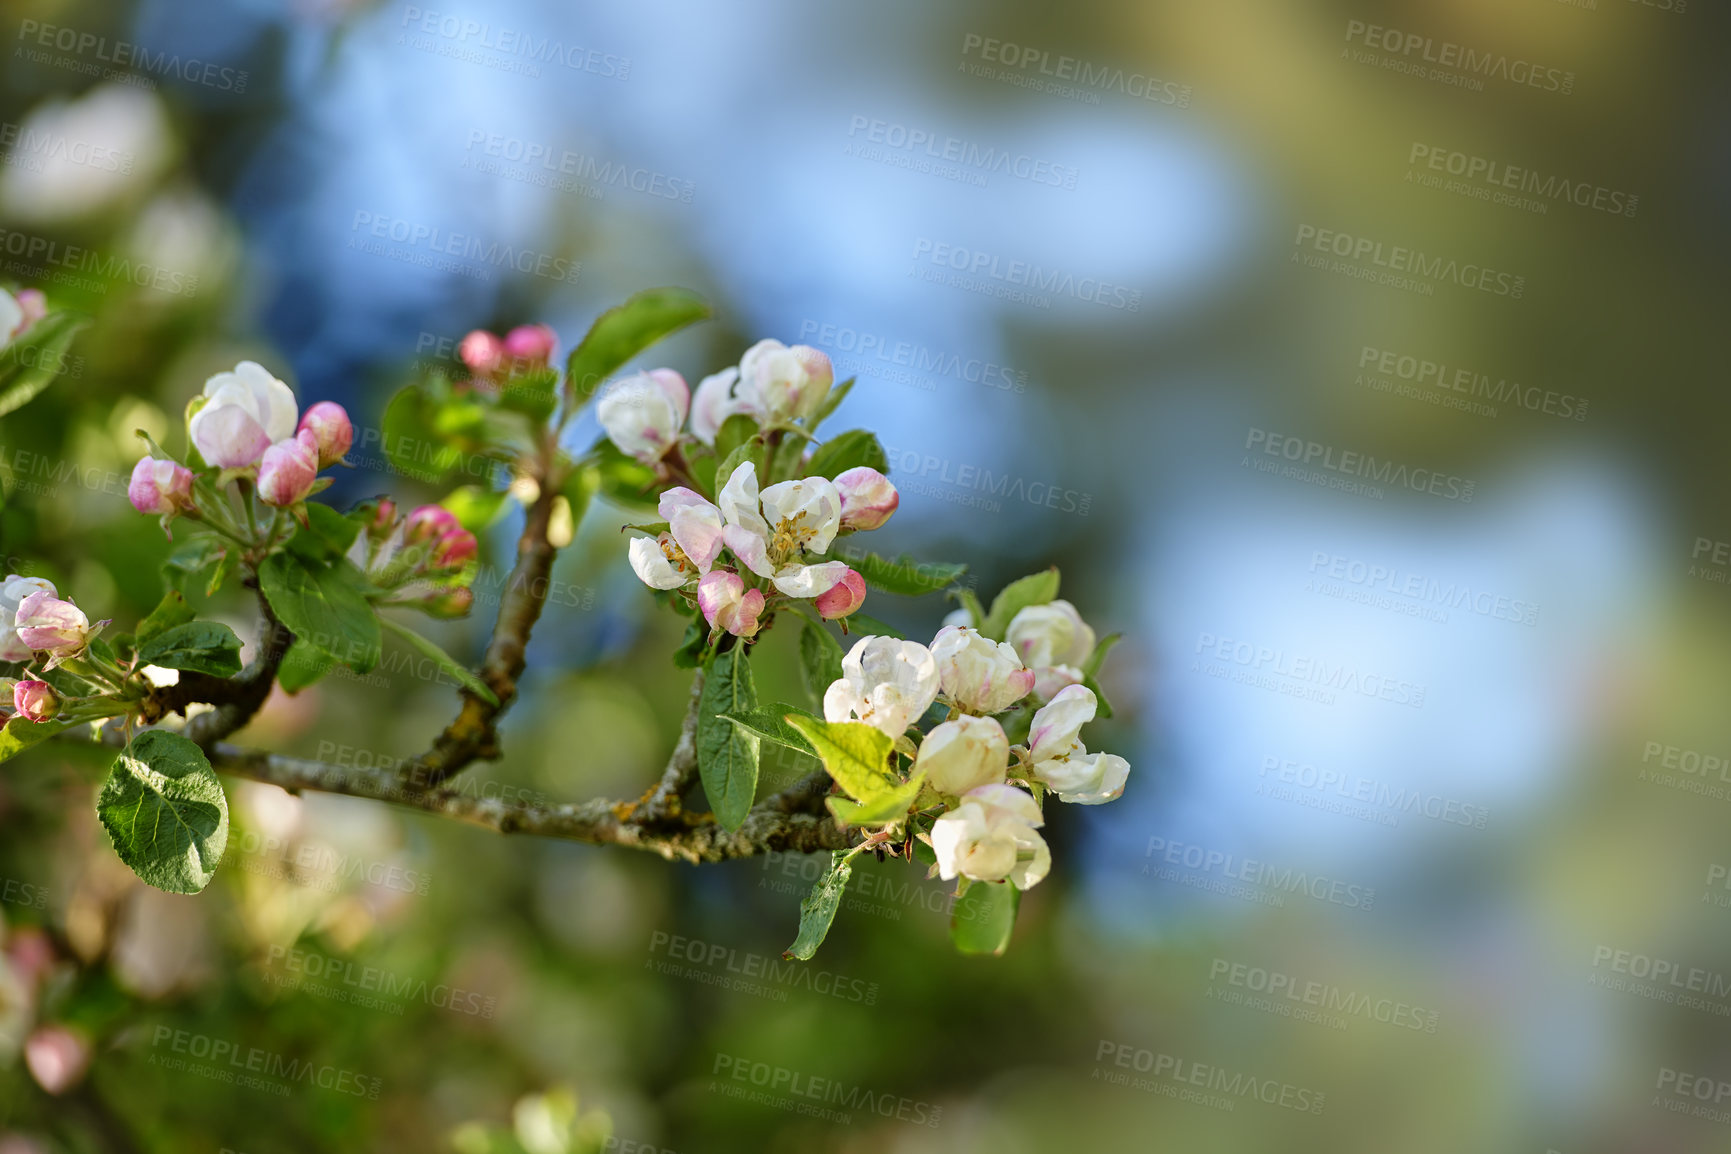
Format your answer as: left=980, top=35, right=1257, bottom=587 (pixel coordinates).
left=2, top=0, right=1729, bottom=1150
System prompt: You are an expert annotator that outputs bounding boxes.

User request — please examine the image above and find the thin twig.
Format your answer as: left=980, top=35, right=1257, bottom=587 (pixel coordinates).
left=636, top=669, right=706, bottom=822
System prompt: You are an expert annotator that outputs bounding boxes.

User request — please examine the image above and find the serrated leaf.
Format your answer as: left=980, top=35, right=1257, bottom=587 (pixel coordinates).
left=783, top=850, right=854, bottom=961
left=134, top=591, right=196, bottom=644
left=827, top=771, right=923, bottom=827
left=844, top=612, right=903, bottom=640
left=722, top=704, right=820, bottom=756
left=806, top=376, right=854, bottom=431
left=259, top=553, right=381, bottom=673
left=565, top=287, right=710, bottom=403
left=0, top=312, right=86, bottom=418
left=96, top=731, right=229, bottom=895
left=381, top=383, right=484, bottom=484
left=161, top=537, right=227, bottom=597
left=713, top=413, right=758, bottom=462
left=136, top=621, right=244, bottom=677
left=833, top=551, right=966, bottom=597
left=592, top=439, right=660, bottom=513
left=0, top=716, right=73, bottom=764
left=276, top=638, right=334, bottom=693
left=798, top=622, right=845, bottom=708
left=951, top=880, right=1020, bottom=956
left=698, top=648, right=759, bottom=831
left=783, top=715, right=898, bottom=802
left=714, top=437, right=766, bottom=495
left=378, top=616, right=498, bottom=706
left=981, top=568, right=1060, bottom=640
left=805, top=430, right=887, bottom=480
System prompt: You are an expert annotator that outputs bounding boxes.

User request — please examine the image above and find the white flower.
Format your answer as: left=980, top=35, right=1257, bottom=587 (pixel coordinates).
left=0, top=575, right=57, bottom=662
left=717, top=462, right=848, bottom=598
left=834, top=466, right=898, bottom=531
left=659, top=487, right=725, bottom=573
left=738, top=339, right=831, bottom=423
left=1005, top=600, right=1097, bottom=701
left=929, top=625, right=1034, bottom=714
left=189, top=361, right=298, bottom=469
left=1024, top=685, right=1128, bottom=805
left=930, top=784, right=1049, bottom=889
left=915, top=715, right=1009, bottom=795
left=823, top=635, right=940, bottom=738
left=689, top=367, right=761, bottom=445
left=627, top=534, right=694, bottom=590
left=597, top=369, right=689, bottom=463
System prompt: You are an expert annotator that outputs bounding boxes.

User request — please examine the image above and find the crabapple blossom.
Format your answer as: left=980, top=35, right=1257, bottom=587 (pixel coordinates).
left=189, top=361, right=297, bottom=469
left=503, top=323, right=556, bottom=364
left=1005, top=599, right=1097, bottom=700
left=597, top=369, right=689, bottom=463
left=823, top=635, right=940, bottom=738
left=256, top=429, right=320, bottom=507
left=628, top=534, right=694, bottom=590
left=930, top=783, right=1050, bottom=889
left=365, top=498, right=398, bottom=541
left=421, top=587, right=474, bottom=618
left=1024, top=684, right=1129, bottom=804
left=24, top=1025, right=90, bottom=1096
left=833, top=466, right=898, bottom=532
left=697, top=570, right=765, bottom=638
left=12, top=680, right=59, bottom=723
left=430, top=527, right=478, bottom=570
left=738, top=339, right=831, bottom=422
left=929, top=625, right=1035, bottom=715
left=404, top=504, right=461, bottom=544
left=689, top=367, right=759, bottom=445
left=126, top=457, right=194, bottom=516
left=1036, top=750, right=1129, bottom=805
left=659, top=487, right=726, bottom=574
left=459, top=330, right=504, bottom=375
left=814, top=569, right=866, bottom=619
left=915, top=715, right=1009, bottom=795
left=12, top=590, right=91, bottom=654
left=1026, top=683, right=1095, bottom=764
left=297, top=401, right=353, bottom=467
left=718, top=463, right=848, bottom=597
left=0, top=575, right=57, bottom=662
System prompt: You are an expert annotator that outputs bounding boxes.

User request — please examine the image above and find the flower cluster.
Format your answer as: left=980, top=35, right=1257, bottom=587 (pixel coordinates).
left=457, top=323, right=558, bottom=383
left=352, top=500, right=480, bottom=618
left=0, top=572, right=120, bottom=729
left=824, top=605, right=1128, bottom=893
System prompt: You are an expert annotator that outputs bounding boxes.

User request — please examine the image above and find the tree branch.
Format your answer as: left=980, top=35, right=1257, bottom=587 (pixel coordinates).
left=635, top=669, right=706, bottom=822
left=140, top=590, right=292, bottom=744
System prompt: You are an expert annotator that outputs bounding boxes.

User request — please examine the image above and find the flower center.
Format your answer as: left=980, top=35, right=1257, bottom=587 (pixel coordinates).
left=769, top=512, right=812, bottom=564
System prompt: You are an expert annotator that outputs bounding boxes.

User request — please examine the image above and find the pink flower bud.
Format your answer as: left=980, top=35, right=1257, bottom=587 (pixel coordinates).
left=404, top=504, right=461, bottom=544
left=24, top=1025, right=90, bottom=1095
left=366, top=497, right=398, bottom=540
left=791, top=344, right=833, bottom=393
left=256, top=430, right=320, bottom=508
left=127, top=457, right=194, bottom=516
left=12, top=590, right=89, bottom=654
left=815, top=569, right=867, bottom=619
left=834, top=466, right=898, bottom=531
left=503, top=323, right=556, bottom=365
left=431, top=528, right=478, bottom=570
left=16, top=288, right=46, bottom=331
left=421, top=586, right=474, bottom=618
left=12, top=680, right=59, bottom=723
left=459, top=330, right=504, bottom=375
left=698, top=570, right=766, bottom=638
left=297, top=401, right=353, bottom=468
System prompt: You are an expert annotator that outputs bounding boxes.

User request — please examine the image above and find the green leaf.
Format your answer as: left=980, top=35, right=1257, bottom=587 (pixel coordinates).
left=564, top=287, right=710, bottom=403
left=378, top=616, right=499, bottom=706
left=844, top=612, right=904, bottom=640
left=0, top=312, right=86, bottom=418
left=161, top=537, right=227, bottom=597
left=783, top=715, right=898, bottom=802
left=953, top=588, right=986, bottom=630
left=0, top=717, right=73, bottom=764
left=714, top=436, right=766, bottom=495
left=441, top=485, right=510, bottom=533
left=592, top=440, right=660, bottom=513
left=713, top=413, right=758, bottom=463
left=806, top=376, right=855, bottom=431
left=1082, top=632, right=1122, bottom=679
left=96, top=731, right=229, bottom=895
left=698, top=648, right=759, bottom=831
left=276, top=638, right=334, bottom=693
left=722, top=704, right=820, bottom=757
left=136, top=621, right=244, bottom=677
left=805, top=430, right=887, bottom=480
left=783, top=850, right=854, bottom=961
left=560, top=461, right=601, bottom=528
left=671, top=612, right=707, bottom=670
left=685, top=447, right=718, bottom=498
left=134, top=591, right=196, bottom=644
left=798, top=622, right=845, bottom=709
left=258, top=553, right=381, bottom=673
left=496, top=365, right=559, bottom=423
left=827, top=772, right=923, bottom=827
left=381, top=383, right=486, bottom=484
left=981, top=567, right=1060, bottom=640
left=951, top=881, right=1020, bottom=956
left=285, top=502, right=364, bottom=563
left=831, top=551, right=966, bottom=597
